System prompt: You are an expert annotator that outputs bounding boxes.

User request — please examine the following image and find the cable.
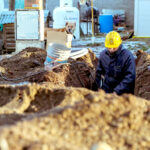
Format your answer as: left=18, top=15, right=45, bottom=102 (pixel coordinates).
left=0, top=61, right=98, bottom=90
left=0, top=62, right=69, bottom=81
left=0, top=70, right=47, bottom=81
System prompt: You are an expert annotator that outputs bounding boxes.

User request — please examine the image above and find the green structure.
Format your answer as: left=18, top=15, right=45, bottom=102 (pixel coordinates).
left=15, top=0, right=24, bottom=9
left=0, top=24, right=3, bottom=31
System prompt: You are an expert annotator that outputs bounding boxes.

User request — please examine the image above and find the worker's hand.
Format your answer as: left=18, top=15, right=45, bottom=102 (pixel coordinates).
left=113, top=91, right=117, bottom=95
left=98, top=88, right=101, bottom=91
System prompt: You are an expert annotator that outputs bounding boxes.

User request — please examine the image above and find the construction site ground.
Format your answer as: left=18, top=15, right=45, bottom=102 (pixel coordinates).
left=0, top=35, right=150, bottom=150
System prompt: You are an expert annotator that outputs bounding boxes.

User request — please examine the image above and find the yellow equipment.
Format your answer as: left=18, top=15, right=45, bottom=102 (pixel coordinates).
left=105, top=31, right=122, bottom=48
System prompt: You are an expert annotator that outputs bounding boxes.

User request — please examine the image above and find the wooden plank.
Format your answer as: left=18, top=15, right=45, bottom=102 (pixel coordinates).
left=5, top=27, right=14, bottom=29
left=6, top=40, right=15, bottom=43
left=5, top=28, right=14, bottom=31
left=3, top=24, right=16, bottom=51
left=3, top=24, right=14, bottom=28
left=6, top=43, right=15, bottom=46
left=6, top=35, right=15, bottom=38
left=5, top=30, right=15, bottom=34
left=6, top=38, right=15, bottom=40
left=6, top=48, right=15, bottom=50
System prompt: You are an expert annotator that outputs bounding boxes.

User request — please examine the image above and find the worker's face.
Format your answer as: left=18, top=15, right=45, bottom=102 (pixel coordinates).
left=108, top=47, right=119, bottom=53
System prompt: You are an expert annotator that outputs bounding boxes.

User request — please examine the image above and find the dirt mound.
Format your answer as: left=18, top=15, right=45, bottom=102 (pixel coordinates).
left=0, top=47, right=98, bottom=114
left=0, top=83, right=105, bottom=114
left=0, top=87, right=150, bottom=150
left=0, top=47, right=46, bottom=79
left=1, top=47, right=150, bottom=150
left=135, top=50, right=150, bottom=99
left=0, top=48, right=98, bottom=89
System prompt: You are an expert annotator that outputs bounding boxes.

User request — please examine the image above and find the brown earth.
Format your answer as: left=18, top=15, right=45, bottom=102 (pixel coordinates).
left=0, top=47, right=98, bottom=89
left=135, top=50, right=150, bottom=100
left=0, top=85, right=150, bottom=150
left=0, top=47, right=150, bottom=150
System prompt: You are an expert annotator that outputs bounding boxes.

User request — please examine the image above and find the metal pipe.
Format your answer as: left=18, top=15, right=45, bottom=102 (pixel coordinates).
left=91, top=0, right=95, bottom=43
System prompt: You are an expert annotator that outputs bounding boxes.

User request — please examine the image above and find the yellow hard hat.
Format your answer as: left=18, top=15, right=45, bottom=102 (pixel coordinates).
left=105, top=31, right=122, bottom=48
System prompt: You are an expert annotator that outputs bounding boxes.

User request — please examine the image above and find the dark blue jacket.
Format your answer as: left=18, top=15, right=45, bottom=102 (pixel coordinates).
left=95, top=45, right=136, bottom=95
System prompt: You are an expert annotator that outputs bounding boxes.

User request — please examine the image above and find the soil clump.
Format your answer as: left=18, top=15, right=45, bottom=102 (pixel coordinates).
left=135, top=50, right=150, bottom=99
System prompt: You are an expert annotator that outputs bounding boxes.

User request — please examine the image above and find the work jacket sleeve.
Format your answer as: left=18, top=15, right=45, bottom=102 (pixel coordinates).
left=92, top=55, right=104, bottom=91
left=114, top=55, right=136, bottom=95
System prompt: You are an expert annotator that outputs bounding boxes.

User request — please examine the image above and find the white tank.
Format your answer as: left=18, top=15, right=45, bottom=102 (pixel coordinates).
left=53, top=0, right=80, bottom=39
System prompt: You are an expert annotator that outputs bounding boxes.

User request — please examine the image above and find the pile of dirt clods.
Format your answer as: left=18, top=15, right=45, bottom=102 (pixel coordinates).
left=0, top=47, right=97, bottom=89
left=0, top=84, right=150, bottom=150
left=0, top=48, right=150, bottom=150
left=135, top=50, right=150, bottom=100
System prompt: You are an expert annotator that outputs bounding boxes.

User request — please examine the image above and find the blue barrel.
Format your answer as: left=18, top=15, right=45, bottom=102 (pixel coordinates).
left=99, top=15, right=113, bottom=33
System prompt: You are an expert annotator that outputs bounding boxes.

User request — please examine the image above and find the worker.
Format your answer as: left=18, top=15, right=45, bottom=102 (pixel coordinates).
left=92, top=31, right=136, bottom=95
left=113, top=14, right=121, bottom=26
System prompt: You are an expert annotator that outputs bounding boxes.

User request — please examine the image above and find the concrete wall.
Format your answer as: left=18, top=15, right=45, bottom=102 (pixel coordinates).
left=46, top=0, right=134, bottom=27
left=46, top=0, right=59, bottom=14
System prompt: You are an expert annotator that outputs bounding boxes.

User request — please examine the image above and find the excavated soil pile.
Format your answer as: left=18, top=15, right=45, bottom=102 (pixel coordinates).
left=0, top=47, right=98, bottom=89
left=0, top=47, right=150, bottom=150
left=135, top=50, right=150, bottom=100
left=0, top=85, right=150, bottom=150
left=0, top=83, right=96, bottom=114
